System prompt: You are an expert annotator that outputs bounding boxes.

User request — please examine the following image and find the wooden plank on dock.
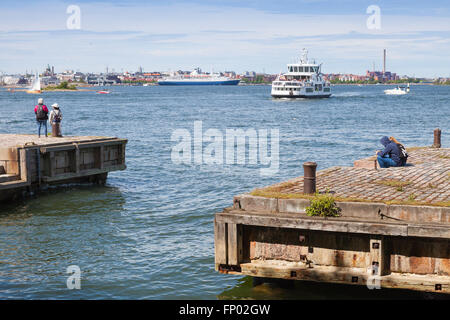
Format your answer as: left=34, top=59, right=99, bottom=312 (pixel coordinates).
left=19, top=149, right=28, bottom=182
left=49, top=151, right=56, bottom=177
left=0, top=180, right=31, bottom=190
left=237, top=261, right=450, bottom=293
left=216, top=211, right=409, bottom=237
left=74, top=146, right=80, bottom=174
left=369, top=238, right=390, bottom=276
left=41, top=165, right=125, bottom=182
left=214, top=218, right=228, bottom=267
left=227, top=223, right=243, bottom=266
left=99, top=146, right=104, bottom=170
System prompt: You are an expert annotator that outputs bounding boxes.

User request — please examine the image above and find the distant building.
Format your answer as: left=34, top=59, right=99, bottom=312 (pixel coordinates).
left=1, top=75, right=21, bottom=85
left=224, top=71, right=236, bottom=78
left=43, top=64, right=55, bottom=77
left=41, top=76, right=59, bottom=86
left=366, top=70, right=399, bottom=82
left=57, top=70, right=75, bottom=82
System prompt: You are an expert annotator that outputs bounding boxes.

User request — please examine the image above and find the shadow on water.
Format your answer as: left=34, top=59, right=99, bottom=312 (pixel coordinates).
left=218, top=276, right=450, bottom=300
left=0, top=184, right=125, bottom=218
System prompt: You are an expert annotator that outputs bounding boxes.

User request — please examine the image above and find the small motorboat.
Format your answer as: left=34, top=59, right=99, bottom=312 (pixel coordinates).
left=384, top=84, right=410, bottom=95
left=97, top=90, right=110, bottom=94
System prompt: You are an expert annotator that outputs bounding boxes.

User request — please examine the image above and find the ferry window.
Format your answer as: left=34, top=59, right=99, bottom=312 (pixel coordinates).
left=294, top=67, right=298, bottom=72
left=299, top=67, right=304, bottom=72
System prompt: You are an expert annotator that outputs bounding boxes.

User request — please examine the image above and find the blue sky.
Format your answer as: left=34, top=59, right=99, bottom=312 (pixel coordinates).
left=1, top=0, right=449, bottom=77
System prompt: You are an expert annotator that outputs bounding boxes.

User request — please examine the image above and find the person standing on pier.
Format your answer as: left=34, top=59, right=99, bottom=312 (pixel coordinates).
left=49, top=103, right=63, bottom=137
left=34, top=98, right=48, bottom=138
left=376, top=136, right=408, bottom=168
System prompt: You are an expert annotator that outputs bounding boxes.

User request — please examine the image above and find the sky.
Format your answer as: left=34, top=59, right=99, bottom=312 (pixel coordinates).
left=0, top=0, right=449, bottom=77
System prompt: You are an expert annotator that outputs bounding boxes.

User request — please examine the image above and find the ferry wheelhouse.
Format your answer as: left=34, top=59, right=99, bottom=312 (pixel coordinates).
left=271, top=49, right=331, bottom=98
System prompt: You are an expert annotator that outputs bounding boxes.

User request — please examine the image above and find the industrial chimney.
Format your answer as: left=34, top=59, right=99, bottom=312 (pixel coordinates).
left=383, top=49, right=386, bottom=75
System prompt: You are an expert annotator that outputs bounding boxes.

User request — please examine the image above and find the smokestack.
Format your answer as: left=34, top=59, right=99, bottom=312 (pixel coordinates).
left=383, top=49, right=386, bottom=75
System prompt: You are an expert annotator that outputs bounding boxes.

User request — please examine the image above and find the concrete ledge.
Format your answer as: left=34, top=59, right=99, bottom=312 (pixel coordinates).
left=238, top=193, right=449, bottom=224
left=387, top=205, right=447, bottom=223
left=278, top=198, right=310, bottom=213
left=237, top=194, right=278, bottom=213
left=337, top=201, right=387, bottom=220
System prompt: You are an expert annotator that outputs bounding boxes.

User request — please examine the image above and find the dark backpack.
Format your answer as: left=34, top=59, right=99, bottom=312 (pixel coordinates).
left=397, top=143, right=408, bottom=164
left=53, top=111, right=61, bottom=123
left=36, top=105, right=47, bottom=120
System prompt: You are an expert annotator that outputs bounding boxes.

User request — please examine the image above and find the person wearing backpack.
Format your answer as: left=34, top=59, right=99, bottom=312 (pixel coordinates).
left=389, top=136, right=408, bottom=166
left=376, top=136, right=408, bottom=168
left=34, top=98, right=49, bottom=138
left=49, top=103, right=63, bottom=137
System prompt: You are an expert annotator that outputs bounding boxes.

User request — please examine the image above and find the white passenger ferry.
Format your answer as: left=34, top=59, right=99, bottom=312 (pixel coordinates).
left=271, top=49, right=331, bottom=98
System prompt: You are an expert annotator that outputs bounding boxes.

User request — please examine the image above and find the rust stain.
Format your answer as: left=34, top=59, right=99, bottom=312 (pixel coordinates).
left=352, top=254, right=357, bottom=267
left=439, top=258, right=450, bottom=275
left=249, top=241, right=256, bottom=259
left=409, top=256, right=434, bottom=274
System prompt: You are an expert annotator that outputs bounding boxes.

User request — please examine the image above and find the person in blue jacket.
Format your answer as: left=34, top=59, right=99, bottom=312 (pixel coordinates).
left=376, top=136, right=407, bottom=168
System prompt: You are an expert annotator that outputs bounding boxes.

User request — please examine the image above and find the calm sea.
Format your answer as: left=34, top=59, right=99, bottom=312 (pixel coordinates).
left=0, top=84, right=449, bottom=299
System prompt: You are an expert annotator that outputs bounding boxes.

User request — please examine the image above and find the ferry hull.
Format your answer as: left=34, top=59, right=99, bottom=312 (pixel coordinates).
left=271, top=94, right=331, bottom=99
left=158, top=80, right=240, bottom=86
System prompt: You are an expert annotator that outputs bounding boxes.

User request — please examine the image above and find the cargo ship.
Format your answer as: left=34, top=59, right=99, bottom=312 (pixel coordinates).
left=158, top=68, right=240, bottom=85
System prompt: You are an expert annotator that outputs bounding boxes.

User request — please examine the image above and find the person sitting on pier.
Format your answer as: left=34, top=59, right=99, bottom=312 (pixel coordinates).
left=34, top=98, right=49, bottom=138
left=49, top=103, right=63, bottom=137
left=376, top=136, right=408, bottom=168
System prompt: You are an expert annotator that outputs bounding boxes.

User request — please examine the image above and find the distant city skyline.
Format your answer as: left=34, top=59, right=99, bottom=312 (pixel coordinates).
left=1, top=0, right=449, bottom=77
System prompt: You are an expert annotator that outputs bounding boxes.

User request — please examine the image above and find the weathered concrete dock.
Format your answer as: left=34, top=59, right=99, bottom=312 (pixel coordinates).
left=215, top=143, right=449, bottom=293
left=0, top=134, right=127, bottom=202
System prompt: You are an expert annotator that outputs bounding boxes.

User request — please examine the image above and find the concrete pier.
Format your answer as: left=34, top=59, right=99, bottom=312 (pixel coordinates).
left=215, top=146, right=449, bottom=294
left=0, top=134, right=127, bottom=202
